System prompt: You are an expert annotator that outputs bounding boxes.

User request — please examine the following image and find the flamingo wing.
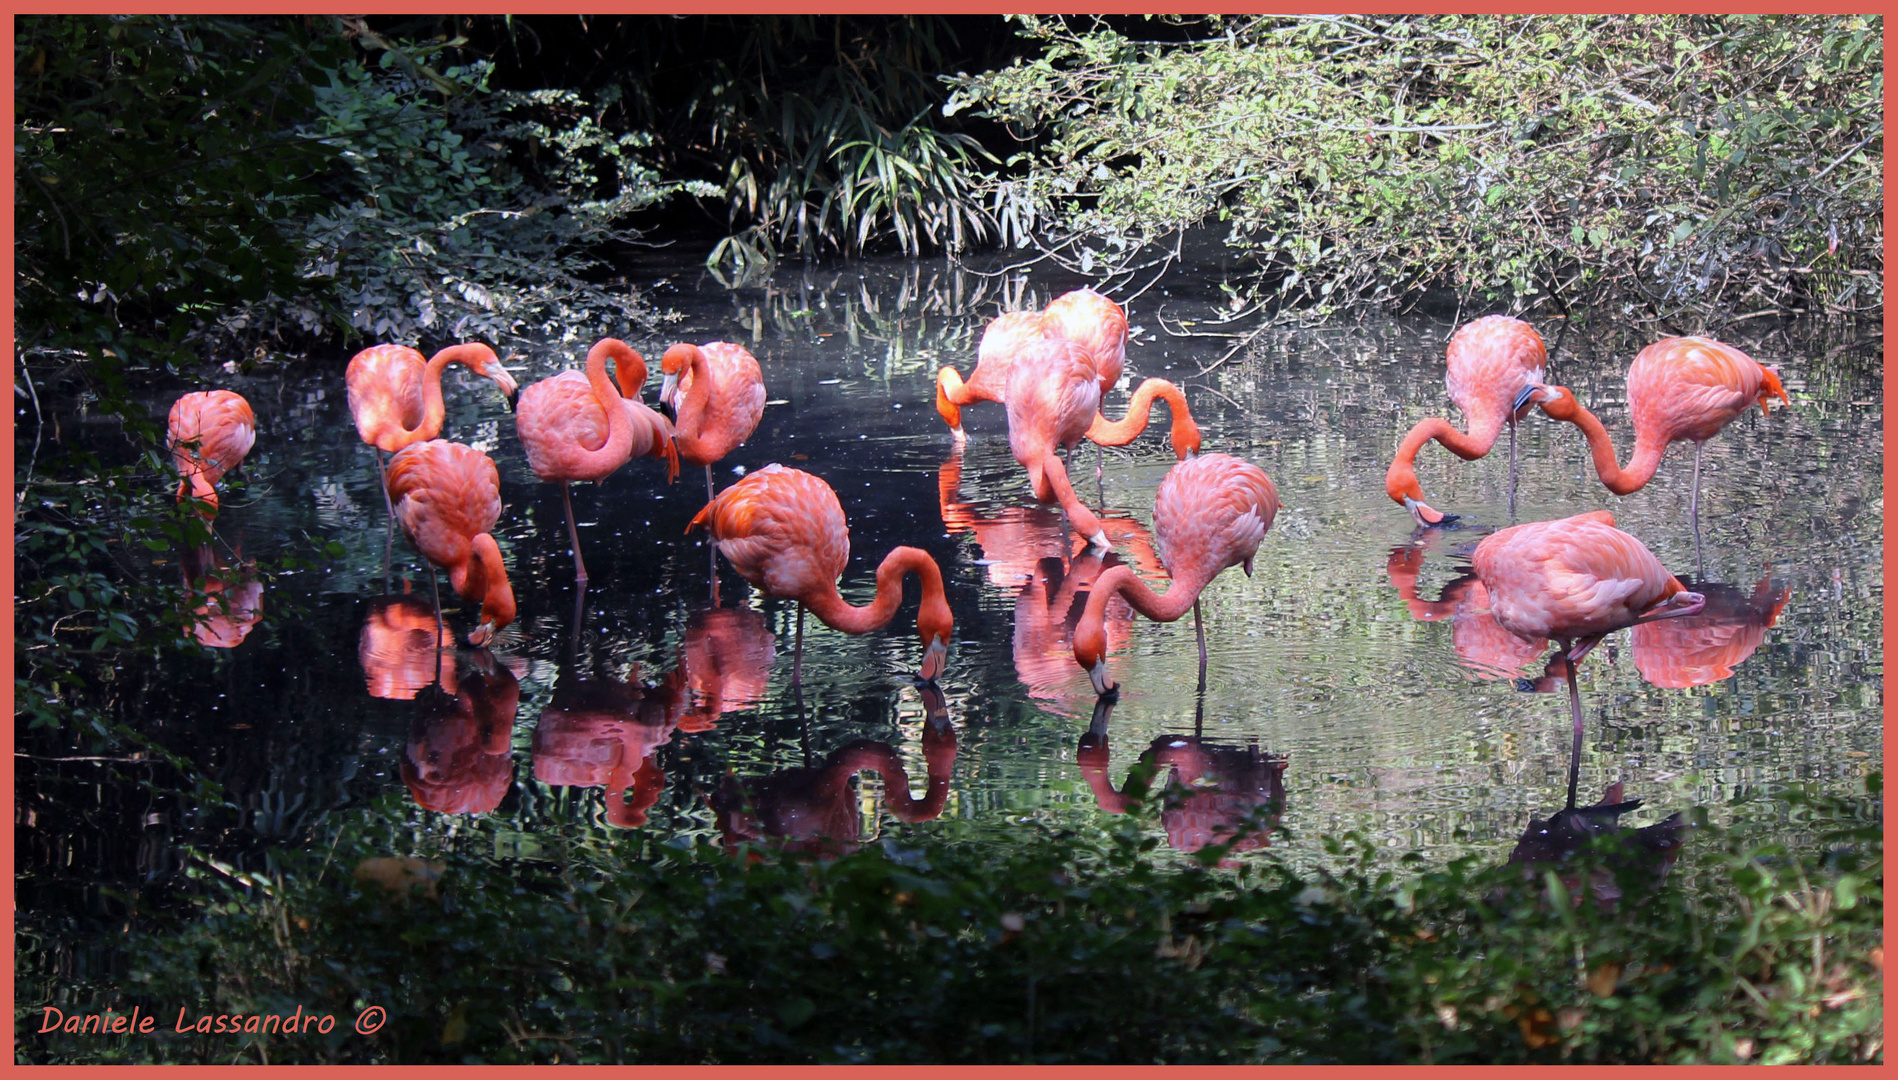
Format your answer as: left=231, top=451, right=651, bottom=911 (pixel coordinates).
left=690, top=464, right=849, bottom=598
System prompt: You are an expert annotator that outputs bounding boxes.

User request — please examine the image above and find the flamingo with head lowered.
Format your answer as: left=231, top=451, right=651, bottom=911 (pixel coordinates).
left=385, top=440, right=518, bottom=648
left=687, top=464, right=954, bottom=687
left=1385, top=315, right=1548, bottom=526
left=1525, top=336, right=1789, bottom=528
left=1073, top=453, right=1279, bottom=696
left=1472, top=510, right=1706, bottom=806
left=167, top=390, right=256, bottom=519
left=516, top=338, right=678, bottom=584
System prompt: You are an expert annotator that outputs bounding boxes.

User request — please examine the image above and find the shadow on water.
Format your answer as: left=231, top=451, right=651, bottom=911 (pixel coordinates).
left=15, top=250, right=1881, bottom=986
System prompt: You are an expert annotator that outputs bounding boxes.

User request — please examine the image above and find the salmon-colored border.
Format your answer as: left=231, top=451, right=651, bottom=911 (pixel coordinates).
left=4, top=9, right=1888, bottom=1074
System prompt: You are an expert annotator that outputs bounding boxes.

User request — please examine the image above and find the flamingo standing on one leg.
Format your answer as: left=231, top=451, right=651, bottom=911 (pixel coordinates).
left=385, top=440, right=518, bottom=648
left=1472, top=510, right=1707, bottom=807
left=516, top=338, right=679, bottom=585
left=686, top=464, right=954, bottom=686
left=1002, top=338, right=1118, bottom=550
left=346, top=342, right=519, bottom=531
left=659, top=341, right=766, bottom=501
left=1526, top=336, right=1789, bottom=530
left=167, top=390, right=256, bottom=519
left=1073, top=453, right=1279, bottom=695
left=1385, top=315, right=1548, bottom=526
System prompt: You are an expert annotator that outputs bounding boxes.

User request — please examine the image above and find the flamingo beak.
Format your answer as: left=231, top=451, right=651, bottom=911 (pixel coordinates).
left=1089, top=658, right=1118, bottom=698
left=919, top=635, right=949, bottom=684
left=1403, top=496, right=1455, bottom=528
left=1242, top=556, right=1254, bottom=578
left=1086, top=529, right=1110, bottom=551
left=1510, top=384, right=1538, bottom=415
left=466, top=621, right=496, bottom=648
left=659, top=373, right=680, bottom=415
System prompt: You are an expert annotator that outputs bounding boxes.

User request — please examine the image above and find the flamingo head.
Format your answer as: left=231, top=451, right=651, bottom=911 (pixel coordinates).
left=466, top=347, right=520, bottom=410
left=933, top=370, right=964, bottom=433
left=1385, top=455, right=1451, bottom=526
left=1519, top=383, right=1577, bottom=422
left=658, top=344, right=697, bottom=412
left=917, top=598, right=954, bottom=685
left=1074, top=620, right=1117, bottom=697
left=1170, top=410, right=1203, bottom=460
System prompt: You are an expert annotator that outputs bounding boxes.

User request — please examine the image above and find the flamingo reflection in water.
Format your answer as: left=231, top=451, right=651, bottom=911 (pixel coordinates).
left=180, top=549, right=264, bottom=649
left=1385, top=544, right=1551, bottom=683
left=679, top=607, right=776, bottom=730
left=710, top=686, right=957, bottom=857
left=359, top=593, right=459, bottom=699
left=939, top=445, right=1163, bottom=709
left=1077, top=698, right=1286, bottom=866
left=531, top=593, right=692, bottom=828
left=1631, top=575, right=1791, bottom=689
left=401, top=653, right=519, bottom=815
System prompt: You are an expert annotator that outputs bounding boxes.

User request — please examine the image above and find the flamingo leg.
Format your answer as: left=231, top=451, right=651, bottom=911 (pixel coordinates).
left=1690, top=440, right=1704, bottom=530
left=375, top=447, right=394, bottom=593
left=561, top=482, right=589, bottom=586
left=791, top=604, right=806, bottom=688
left=1507, top=417, right=1519, bottom=518
left=1194, top=598, right=1208, bottom=686
left=428, top=561, right=445, bottom=683
left=1564, top=650, right=1584, bottom=810
left=705, top=463, right=716, bottom=502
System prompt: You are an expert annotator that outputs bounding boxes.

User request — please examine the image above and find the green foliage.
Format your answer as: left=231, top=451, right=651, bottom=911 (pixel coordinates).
left=18, top=780, right=1882, bottom=1064
left=948, top=15, right=1883, bottom=321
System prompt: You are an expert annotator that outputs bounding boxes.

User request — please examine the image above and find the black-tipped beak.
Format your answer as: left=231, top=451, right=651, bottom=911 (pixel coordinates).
left=1510, top=385, right=1538, bottom=414
left=506, top=388, right=520, bottom=414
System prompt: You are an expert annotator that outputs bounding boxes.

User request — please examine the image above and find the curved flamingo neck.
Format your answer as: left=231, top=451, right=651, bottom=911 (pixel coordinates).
left=936, top=367, right=970, bottom=430
left=1073, top=563, right=1209, bottom=669
left=569, top=339, right=637, bottom=471
left=1544, top=394, right=1665, bottom=495
left=390, top=344, right=496, bottom=451
left=1086, top=378, right=1199, bottom=459
left=669, top=345, right=710, bottom=445
left=1384, top=413, right=1506, bottom=505
left=451, top=533, right=516, bottom=638
left=802, top=546, right=949, bottom=640
left=1076, top=733, right=1139, bottom=814
left=1032, top=453, right=1107, bottom=545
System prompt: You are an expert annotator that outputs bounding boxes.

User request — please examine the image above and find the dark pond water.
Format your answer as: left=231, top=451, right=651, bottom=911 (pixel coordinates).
left=19, top=255, right=1882, bottom=958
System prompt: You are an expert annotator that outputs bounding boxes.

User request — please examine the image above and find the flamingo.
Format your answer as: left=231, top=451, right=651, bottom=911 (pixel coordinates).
left=1472, top=510, right=1707, bottom=806
left=1002, top=338, right=1114, bottom=549
left=516, top=338, right=679, bottom=585
left=385, top=440, right=518, bottom=647
left=1042, top=287, right=1128, bottom=396
left=659, top=341, right=767, bottom=500
left=345, top=342, right=519, bottom=529
left=1073, top=453, right=1279, bottom=696
left=401, top=654, right=519, bottom=816
left=1526, top=336, right=1789, bottom=527
left=167, top=390, right=256, bottom=518
left=686, top=463, right=954, bottom=686
left=935, top=310, right=1047, bottom=440
left=1385, top=315, right=1548, bottom=526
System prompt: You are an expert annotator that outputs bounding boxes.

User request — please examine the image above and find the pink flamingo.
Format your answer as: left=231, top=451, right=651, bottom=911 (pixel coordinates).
left=1073, top=453, right=1279, bottom=695
left=934, top=310, right=1048, bottom=440
left=345, top=342, right=518, bottom=528
left=687, top=464, right=954, bottom=686
left=385, top=440, right=517, bottom=647
left=1002, top=338, right=1115, bottom=549
left=1473, top=510, right=1707, bottom=805
left=1528, top=336, right=1789, bottom=527
left=659, top=341, right=767, bottom=500
left=1385, top=315, right=1548, bottom=525
left=515, top=338, right=679, bottom=584
left=167, top=390, right=256, bottom=518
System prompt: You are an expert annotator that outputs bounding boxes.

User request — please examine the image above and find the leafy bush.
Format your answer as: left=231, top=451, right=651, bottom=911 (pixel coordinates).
left=18, top=779, right=1881, bottom=1064
left=947, top=15, right=1883, bottom=321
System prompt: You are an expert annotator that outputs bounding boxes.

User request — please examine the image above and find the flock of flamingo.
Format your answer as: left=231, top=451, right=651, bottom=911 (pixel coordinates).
left=165, top=288, right=1790, bottom=831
